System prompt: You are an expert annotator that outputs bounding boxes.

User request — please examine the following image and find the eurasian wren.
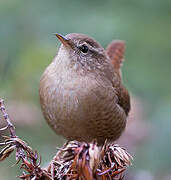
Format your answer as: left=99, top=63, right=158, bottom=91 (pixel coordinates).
left=39, top=33, right=130, bottom=144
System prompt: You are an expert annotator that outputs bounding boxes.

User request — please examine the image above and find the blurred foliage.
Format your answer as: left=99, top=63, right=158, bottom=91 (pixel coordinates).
left=0, top=0, right=171, bottom=179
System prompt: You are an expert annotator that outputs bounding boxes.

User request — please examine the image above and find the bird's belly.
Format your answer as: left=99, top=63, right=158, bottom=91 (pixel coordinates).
left=44, top=82, right=97, bottom=138
left=40, top=73, right=126, bottom=143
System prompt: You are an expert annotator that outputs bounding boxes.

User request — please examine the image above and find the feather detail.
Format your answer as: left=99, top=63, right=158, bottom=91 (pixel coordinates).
left=106, top=40, right=125, bottom=78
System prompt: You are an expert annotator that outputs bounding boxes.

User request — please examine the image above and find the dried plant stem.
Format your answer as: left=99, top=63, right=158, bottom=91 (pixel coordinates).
left=0, top=99, right=16, bottom=137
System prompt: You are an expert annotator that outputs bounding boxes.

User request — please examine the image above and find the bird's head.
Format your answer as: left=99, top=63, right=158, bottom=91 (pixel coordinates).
left=55, top=33, right=108, bottom=72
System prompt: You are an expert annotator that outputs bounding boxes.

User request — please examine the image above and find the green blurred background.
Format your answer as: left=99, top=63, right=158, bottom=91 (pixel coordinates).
left=0, top=0, right=171, bottom=179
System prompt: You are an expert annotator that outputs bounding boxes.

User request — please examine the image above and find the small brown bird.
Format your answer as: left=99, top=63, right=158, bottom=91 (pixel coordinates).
left=39, top=33, right=130, bottom=144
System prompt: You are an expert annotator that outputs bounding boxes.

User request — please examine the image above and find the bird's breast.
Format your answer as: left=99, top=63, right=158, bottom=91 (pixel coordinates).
left=39, top=64, right=101, bottom=133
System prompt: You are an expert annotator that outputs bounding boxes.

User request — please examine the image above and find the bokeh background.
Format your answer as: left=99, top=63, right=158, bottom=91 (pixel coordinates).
left=0, top=0, right=171, bottom=179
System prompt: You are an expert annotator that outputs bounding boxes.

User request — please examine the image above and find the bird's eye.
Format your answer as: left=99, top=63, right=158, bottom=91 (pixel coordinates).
left=79, top=44, right=89, bottom=53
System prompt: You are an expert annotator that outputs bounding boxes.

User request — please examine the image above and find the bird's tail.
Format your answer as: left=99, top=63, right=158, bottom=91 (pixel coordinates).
left=106, top=40, right=125, bottom=78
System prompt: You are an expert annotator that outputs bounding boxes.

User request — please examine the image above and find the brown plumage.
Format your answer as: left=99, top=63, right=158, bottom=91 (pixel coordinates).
left=39, top=33, right=130, bottom=144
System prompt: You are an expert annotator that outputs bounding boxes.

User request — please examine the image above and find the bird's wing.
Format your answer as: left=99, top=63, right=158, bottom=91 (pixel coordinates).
left=106, top=40, right=130, bottom=115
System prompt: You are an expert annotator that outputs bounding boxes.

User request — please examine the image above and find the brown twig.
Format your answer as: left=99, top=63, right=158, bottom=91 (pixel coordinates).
left=0, top=99, right=16, bottom=137
left=0, top=98, right=51, bottom=179
left=46, top=141, right=132, bottom=180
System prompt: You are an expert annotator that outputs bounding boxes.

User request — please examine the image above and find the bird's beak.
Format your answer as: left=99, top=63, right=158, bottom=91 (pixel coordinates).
left=55, top=33, right=74, bottom=49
